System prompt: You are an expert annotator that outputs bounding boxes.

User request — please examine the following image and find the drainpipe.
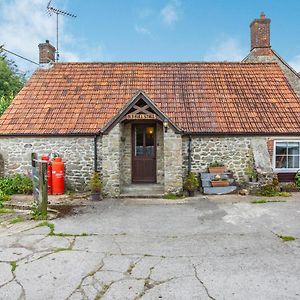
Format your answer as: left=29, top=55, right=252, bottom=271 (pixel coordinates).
left=188, top=135, right=192, bottom=174
left=94, top=135, right=98, bottom=173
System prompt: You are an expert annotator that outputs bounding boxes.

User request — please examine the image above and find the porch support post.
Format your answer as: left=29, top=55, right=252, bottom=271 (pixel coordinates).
left=163, top=128, right=183, bottom=194
left=102, top=124, right=121, bottom=197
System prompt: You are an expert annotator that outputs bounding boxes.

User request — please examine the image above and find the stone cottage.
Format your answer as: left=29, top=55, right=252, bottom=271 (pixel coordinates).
left=0, top=13, right=300, bottom=197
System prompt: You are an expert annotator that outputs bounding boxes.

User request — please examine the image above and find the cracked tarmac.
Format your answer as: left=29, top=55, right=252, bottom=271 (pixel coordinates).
left=0, top=196, right=300, bottom=300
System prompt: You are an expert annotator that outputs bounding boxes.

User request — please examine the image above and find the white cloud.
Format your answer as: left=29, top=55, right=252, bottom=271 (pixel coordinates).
left=204, top=37, right=247, bottom=61
left=288, top=55, right=300, bottom=73
left=0, top=0, right=109, bottom=73
left=135, top=25, right=151, bottom=35
left=160, top=0, right=181, bottom=26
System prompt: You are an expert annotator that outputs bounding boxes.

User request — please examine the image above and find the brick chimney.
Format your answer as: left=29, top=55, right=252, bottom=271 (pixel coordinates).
left=250, top=12, right=271, bottom=50
left=38, top=40, right=56, bottom=64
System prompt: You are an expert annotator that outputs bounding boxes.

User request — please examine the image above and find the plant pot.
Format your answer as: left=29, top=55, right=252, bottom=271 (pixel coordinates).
left=187, top=190, right=195, bottom=197
left=211, top=181, right=230, bottom=187
left=90, top=193, right=101, bottom=201
left=209, top=167, right=226, bottom=174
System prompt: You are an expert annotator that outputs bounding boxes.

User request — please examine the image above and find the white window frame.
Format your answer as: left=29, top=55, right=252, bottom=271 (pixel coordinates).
left=273, top=140, right=300, bottom=173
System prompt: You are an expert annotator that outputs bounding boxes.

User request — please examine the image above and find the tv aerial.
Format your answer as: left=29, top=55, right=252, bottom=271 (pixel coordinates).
left=46, top=0, right=77, bottom=62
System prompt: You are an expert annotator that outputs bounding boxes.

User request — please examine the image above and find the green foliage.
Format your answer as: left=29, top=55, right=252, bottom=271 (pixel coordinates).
left=31, top=205, right=47, bottom=220
left=9, top=216, right=24, bottom=224
left=280, top=182, right=298, bottom=192
left=278, top=235, right=296, bottom=242
left=89, top=172, right=102, bottom=193
left=256, top=184, right=291, bottom=197
left=163, top=192, right=184, bottom=200
left=209, top=161, right=224, bottom=167
left=10, top=261, right=17, bottom=272
left=0, top=208, right=14, bottom=213
left=183, top=172, right=199, bottom=192
left=256, top=179, right=291, bottom=197
left=295, top=172, right=300, bottom=187
left=0, top=53, right=25, bottom=116
left=245, top=165, right=257, bottom=178
left=0, top=174, right=32, bottom=195
left=0, top=190, right=11, bottom=202
left=251, top=199, right=286, bottom=204
left=38, top=221, right=55, bottom=235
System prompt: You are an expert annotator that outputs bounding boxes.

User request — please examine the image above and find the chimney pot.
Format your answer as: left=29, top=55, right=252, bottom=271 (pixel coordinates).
left=38, top=40, right=56, bottom=64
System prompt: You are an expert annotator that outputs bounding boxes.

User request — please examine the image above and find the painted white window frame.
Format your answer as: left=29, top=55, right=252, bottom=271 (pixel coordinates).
left=273, top=140, right=300, bottom=173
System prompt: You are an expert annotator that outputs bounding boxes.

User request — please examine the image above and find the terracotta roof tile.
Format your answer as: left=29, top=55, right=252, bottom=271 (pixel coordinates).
left=0, top=62, right=300, bottom=135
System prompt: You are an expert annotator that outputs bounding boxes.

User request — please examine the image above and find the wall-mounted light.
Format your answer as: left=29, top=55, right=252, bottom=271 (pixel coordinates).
left=163, top=119, right=168, bottom=133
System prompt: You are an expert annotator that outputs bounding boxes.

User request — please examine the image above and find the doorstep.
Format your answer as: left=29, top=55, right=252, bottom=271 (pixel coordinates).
left=120, top=183, right=164, bottom=198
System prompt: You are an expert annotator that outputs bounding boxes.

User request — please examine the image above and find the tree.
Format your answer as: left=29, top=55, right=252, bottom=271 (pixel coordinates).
left=0, top=51, right=26, bottom=116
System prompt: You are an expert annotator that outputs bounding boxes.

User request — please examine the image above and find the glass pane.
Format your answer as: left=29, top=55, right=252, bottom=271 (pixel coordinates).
left=145, top=127, right=154, bottom=156
left=276, top=155, right=287, bottom=168
left=276, top=142, right=287, bottom=155
left=287, top=142, right=299, bottom=155
left=135, top=127, right=144, bottom=156
left=288, top=156, right=299, bottom=168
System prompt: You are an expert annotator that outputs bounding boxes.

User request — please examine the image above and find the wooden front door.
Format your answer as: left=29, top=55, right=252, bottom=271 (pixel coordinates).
left=132, top=124, right=156, bottom=183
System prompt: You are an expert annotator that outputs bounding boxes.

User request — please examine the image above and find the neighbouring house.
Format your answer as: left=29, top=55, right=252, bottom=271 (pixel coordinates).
left=0, top=13, right=300, bottom=197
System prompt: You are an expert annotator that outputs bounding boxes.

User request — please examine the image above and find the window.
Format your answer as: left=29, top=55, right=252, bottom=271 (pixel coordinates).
left=274, top=141, right=300, bottom=171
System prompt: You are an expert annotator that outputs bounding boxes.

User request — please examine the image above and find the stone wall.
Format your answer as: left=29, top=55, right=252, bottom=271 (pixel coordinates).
left=101, top=124, right=121, bottom=197
left=182, top=136, right=252, bottom=180
left=120, top=123, right=131, bottom=186
left=244, top=52, right=300, bottom=98
left=164, top=128, right=182, bottom=193
left=0, top=136, right=95, bottom=191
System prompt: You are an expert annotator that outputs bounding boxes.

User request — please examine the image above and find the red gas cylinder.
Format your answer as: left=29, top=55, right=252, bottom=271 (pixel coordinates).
left=52, top=157, right=65, bottom=195
left=41, top=155, right=52, bottom=195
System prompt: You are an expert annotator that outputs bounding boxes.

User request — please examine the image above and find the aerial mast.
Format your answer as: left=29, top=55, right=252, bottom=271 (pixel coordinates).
left=46, top=0, right=77, bottom=62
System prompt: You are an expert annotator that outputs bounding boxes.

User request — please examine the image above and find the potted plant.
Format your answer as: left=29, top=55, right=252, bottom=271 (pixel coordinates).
left=211, top=175, right=230, bottom=187
left=183, top=172, right=199, bottom=197
left=208, top=161, right=226, bottom=174
left=89, top=172, right=102, bottom=201
left=245, top=165, right=258, bottom=182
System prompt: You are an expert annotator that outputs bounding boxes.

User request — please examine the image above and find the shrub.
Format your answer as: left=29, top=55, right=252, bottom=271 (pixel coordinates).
left=295, top=172, right=300, bottom=187
left=183, top=172, right=199, bottom=192
left=209, top=161, right=224, bottom=167
left=0, top=190, right=11, bottom=202
left=0, top=174, right=32, bottom=195
left=88, top=172, right=102, bottom=193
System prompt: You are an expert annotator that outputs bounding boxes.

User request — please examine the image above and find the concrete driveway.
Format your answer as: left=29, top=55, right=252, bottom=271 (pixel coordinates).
left=0, top=195, right=299, bottom=300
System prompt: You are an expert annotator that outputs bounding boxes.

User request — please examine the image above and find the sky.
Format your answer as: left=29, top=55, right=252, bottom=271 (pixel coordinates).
left=1, top=0, right=300, bottom=74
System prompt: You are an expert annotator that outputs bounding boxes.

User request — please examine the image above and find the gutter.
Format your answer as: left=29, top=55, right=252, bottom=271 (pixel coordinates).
left=94, top=134, right=100, bottom=172
left=188, top=135, right=192, bottom=173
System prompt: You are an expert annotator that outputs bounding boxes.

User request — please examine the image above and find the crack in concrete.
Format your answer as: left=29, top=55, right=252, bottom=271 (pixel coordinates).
left=191, top=263, right=215, bottom=300
left=15, top=278, right=26, bottom=300
left=66, top=255, right=106, bottom=299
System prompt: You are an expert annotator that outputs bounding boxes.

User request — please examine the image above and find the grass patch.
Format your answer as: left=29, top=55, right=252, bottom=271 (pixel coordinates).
left=37, top=221, right=93, bottom=237
left=9, top=216, right=24, bottom=224
left=163, top=192, right=184, bottom=200
left=278, top=235, right=296, bottom=242
left=0, top=208, right=14, bottom=213
left=251, top=199, right=287, bottom=204
left=51, top=232, right=90, bottom=237
left=53, top=247, right=71, bottom=253
left=38, top=221, right=55, bottom=235
left=10, top=261, right=17, bottom=272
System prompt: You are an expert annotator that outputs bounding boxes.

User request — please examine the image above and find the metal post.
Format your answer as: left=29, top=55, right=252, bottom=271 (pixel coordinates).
left=56, top=12, right=59, bottom=61
left=32, top=153, right=39, bottom=204
left=38, top=161, right=48, bottom=215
